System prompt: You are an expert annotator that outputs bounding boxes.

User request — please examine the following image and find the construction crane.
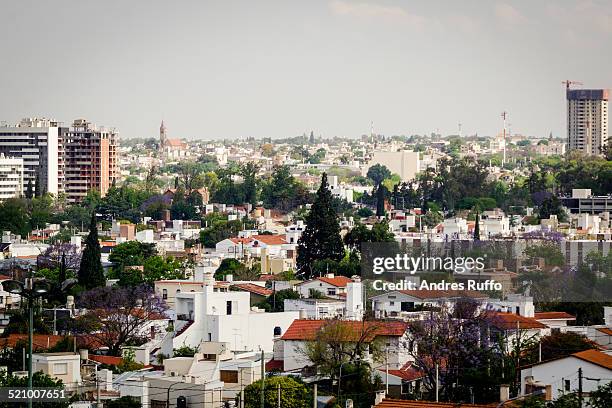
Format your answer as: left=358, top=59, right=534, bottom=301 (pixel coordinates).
left=562, top=80, right=583, bottom=90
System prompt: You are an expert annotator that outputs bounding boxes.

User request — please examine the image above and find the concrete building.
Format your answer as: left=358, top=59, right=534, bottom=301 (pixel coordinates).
left=520, top=349, right=612, bottom=401
left=32, top=352, right=82, bottom=391
left=567, top=89, right=609, bottom=155
left=365, top=150, right=420, bottom=182
left=0, top=117, right=118, bottom=202
left=562, top=188, right=612, bottom=215
left=63, top=119, right=118, bottom=203
left=0, top=118, right=61, bottom=195
left=170, top=272, right=299, bottom=352
left=0, top=154, right=24, bottom=200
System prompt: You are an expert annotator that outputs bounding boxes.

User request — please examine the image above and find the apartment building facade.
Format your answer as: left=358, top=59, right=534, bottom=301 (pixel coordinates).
left=567, top=89, right=609, bottom=155
left=0, top=117, right=118, bottom=203
left=0, top=154, right=24, bottom=200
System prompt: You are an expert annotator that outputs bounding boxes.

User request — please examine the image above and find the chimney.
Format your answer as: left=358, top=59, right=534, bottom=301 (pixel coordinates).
left=496, top=259, right=504, bottom=269
left=79, top=349, right=89, bottom=361
left=299, top=309, right=308, bottom=319
left=499, top=385, right=509, bottom=403
left=226, top=274, right=233, bottom=283
left=545, top=385, right=552, bottom=401
left=162, top=209, right=171, bottom=222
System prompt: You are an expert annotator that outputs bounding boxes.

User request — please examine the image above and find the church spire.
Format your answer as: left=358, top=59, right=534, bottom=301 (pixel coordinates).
left=160, top=120, right=167, bottom=149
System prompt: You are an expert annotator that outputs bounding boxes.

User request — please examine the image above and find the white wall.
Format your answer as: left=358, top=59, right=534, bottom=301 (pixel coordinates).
left=521, top=356, right=611, bottom=400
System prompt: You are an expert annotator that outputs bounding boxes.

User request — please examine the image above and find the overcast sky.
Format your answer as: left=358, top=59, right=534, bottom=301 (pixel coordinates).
left=1, top=0, right=611, bottom=140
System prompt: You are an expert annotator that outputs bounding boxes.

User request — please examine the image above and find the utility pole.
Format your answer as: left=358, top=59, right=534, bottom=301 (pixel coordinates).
left=260, top=350, right=265, bottom=408
left=578, top=367, right=583, bottom=408
left=313, top=384, right=317, bottom=408
left=277, top=383, right=281, bottom=408
left=435, top=363, right=439, bottom=402
left=385, top=346, right=389, bottom=396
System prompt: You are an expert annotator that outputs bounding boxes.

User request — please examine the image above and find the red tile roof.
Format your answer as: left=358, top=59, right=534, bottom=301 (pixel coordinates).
left=265, top=359, right=284, bottom=372
left=596, top=328, right=612, bottom=336
left=0, top=334, right=66, bottom=350
left=487, top=312, right=547, bottom=330
left=231, top=283, right=273, bottom=297
left=376, top=399, right=496, bottom=408
left=378, top=366, right=425, bottom=381
left=229, top=235, right=287, bottom=246
left=572, top=349, right=612, bottom=370
left=534, top=312, right=575, bottom=320
left=316, top=276, right=353, bottom=288
left=89, top=355, right=124, bottom=366
left=281, top=320, right=409, bottom=342
left=0, top=274, right=12, bottom=281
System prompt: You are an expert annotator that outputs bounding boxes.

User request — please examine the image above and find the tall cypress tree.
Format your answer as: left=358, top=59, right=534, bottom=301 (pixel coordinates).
left=25, top=179, right=33, bottom=199
left=78, top=213, right=106, bottom=289
left=376, top=184, right=386, bottom=217
left=474, top=210, right=481, bottom=241
left=297, top=173, right=344, bottom=279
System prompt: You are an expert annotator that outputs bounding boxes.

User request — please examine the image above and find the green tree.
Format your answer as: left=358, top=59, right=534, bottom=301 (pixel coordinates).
left=297, top=173, right=344, bottom=279
left=524, top=332, right=595, bottom=363
left=256, top=289, right=300, bottom=312
left=474, top=211, right=480, bottom=240
left=590, top=381, right=612, bottom=408
left=105, top=397, right=141, bottom=408
left=242, top=376, right=311, bottom=408
left=0, top=371, right=69, bottom=408
left=0, top=198, right=30, bottom=236
left=77, top=213, right=106, bottom=289
left=366, top=164, right=391, bottom=186
left=242, top=162, right=259, bottom=206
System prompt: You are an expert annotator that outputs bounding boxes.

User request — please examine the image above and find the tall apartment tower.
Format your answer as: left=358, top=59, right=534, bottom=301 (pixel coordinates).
left=567, top=89, right=609, bottom=155
left=0, top=154, right=24, bottom=201
left=0, top=117, right=118, bottom=203
left=0, top=118, right=63, bottom=195
left=63, top=119, right=118, bottom=203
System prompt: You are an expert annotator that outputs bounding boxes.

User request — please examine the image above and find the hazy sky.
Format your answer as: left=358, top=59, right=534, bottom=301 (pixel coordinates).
left=1, top=0, right=611, bottom=140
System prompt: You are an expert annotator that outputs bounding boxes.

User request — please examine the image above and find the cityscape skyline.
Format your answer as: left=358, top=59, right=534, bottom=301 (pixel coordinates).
left=1, top=0, right=612, bottom=139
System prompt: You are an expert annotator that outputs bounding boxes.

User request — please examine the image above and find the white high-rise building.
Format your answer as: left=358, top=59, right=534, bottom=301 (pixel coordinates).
left=567, top=89, right=609, bottom=155
left=0, top=154, right=24, bottom=201
left=0, top=118, right=61, bottom=195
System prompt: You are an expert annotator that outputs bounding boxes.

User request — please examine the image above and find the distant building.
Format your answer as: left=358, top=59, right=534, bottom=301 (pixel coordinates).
left=0, top=118, right=62, bottom=195
left=567, top=89, right=609, bottom=155
left=63, top=119, right=118, bottom=203
left=0, top=154, right=24, bottom=200
left=0, top=117, right=118, bottom=202
left=365, top=150, right=420, bottom=182
left=561, top=188, right=612, bottom=214
left=159, top=121, right=188, bottom=159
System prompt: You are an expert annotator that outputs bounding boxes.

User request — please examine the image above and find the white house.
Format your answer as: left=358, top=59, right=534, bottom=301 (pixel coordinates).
left=171, top=272, right=299, bottom=352
left=32, top=352, right=81, bottom=391
left=520, top=349, right=612, bottom=401
left=284, top=277, right=363, bottom=320
left=296, top=274, right=355, bottom=299
left=278, top=319, right=414, bottom=373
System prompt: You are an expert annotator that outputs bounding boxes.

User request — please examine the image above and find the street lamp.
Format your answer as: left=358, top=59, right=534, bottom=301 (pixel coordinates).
left=2, top=278, right=50, bottom=408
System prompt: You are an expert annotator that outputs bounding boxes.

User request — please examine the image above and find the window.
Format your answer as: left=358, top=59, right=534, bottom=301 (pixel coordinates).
left=53, top=363, right=68, bottom=375
left=327, top=288, right=336, bottom=296
left=162, top=289, right=167, bottom=300
left=226, top=301, right=233, bottom=315
left=220, top=370, right=238, bottom=383
left=564, top=379, right=571, bottom=392
left=208, top=333, right=212, bottom=341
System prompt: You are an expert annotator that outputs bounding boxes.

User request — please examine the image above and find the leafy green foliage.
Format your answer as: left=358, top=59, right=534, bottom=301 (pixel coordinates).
left=256, top=289, right=300, bottom=312
left=261, top=165, right=311, bottom=212
left=0, top=371, right=68, bottom=408
left=242, top=376, right=311, bottom=408
left=77, top=213, right=106, bottom=289
left=297, top=173, right=344, bottom=279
